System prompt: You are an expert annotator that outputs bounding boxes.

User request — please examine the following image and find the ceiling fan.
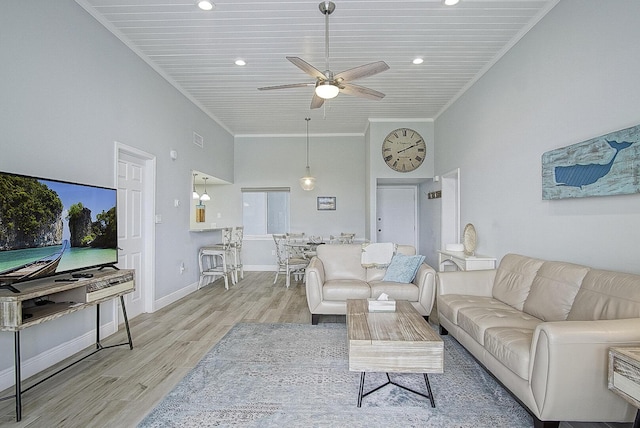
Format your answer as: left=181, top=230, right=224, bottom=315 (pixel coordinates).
left=258, top=1, right=390, bottom=109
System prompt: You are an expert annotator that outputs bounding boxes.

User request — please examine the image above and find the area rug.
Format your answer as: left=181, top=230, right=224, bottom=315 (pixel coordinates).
left=138, top=323, right=532, bottom=427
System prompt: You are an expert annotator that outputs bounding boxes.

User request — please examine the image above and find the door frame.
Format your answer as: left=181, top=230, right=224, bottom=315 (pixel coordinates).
left=114, top=142, right=156, bottom=320
left=441, top=168, right=460, bottom=249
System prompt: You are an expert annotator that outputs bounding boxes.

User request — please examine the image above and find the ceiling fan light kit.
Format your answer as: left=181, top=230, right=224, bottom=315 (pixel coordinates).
left=315, top=81, right=339, bottom=99
left=258, top=1, right=389, bottom=110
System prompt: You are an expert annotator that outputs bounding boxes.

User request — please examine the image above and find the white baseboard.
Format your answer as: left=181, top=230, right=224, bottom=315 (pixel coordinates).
left=0, top=320, right=117, bottom=392
left=152, top=281, right=198, bottom=312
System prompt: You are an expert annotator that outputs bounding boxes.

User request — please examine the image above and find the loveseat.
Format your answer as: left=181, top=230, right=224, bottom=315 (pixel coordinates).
left=437, top=253, right=640, bottom=428
left=305, top=244, right=436, bottom=325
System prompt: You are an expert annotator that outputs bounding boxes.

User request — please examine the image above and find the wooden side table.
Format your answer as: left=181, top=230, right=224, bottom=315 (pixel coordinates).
left=608, top=347, right=640, bottom=428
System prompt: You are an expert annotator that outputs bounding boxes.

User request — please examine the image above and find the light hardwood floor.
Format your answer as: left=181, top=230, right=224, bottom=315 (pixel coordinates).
left=0, top=272, right=632, bottom=427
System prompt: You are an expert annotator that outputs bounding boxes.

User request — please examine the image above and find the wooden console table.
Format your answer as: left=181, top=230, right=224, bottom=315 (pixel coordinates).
left=437, top=250, right=496, bottom=272
left=0, top=269, right=135, bottom=422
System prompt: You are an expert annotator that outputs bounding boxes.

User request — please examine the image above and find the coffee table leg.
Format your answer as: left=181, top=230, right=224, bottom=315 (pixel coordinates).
left=357, top=372, right=366, bottom=407
left=424, top=373, right=435, bottom=408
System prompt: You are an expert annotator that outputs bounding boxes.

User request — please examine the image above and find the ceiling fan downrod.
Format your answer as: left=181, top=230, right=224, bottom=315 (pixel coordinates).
left=319, top=1, right=335, bottom=73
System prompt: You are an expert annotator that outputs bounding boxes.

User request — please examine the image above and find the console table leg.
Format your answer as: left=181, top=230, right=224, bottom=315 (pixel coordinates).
left=14, top=331, right=21, bottom=422
left=120, top=295, right=134, bottom=350
left=96, top=303, right=102, bottom=349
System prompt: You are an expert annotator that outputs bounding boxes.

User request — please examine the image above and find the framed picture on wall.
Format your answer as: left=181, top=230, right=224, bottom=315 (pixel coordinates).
left=317, top=196, right=336, bottom=211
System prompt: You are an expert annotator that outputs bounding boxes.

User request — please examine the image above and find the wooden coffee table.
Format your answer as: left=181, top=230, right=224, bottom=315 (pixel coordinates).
left=346, top=299, right=444, bottom=407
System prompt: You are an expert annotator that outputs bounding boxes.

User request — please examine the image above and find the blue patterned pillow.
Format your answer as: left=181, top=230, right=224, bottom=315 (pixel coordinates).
left=382, top=253, right=425, bottom=283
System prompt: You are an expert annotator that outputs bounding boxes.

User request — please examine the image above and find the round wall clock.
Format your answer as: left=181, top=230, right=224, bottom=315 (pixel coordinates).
left=381, top=128, right=426, bottom=172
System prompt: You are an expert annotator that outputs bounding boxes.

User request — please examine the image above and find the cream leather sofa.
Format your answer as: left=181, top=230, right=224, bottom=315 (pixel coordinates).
left=437, top=253, right=640, bottom=428
left=305, top=244, right=436, bottom=325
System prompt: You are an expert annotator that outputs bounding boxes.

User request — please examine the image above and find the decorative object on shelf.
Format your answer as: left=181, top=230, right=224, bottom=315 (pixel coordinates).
left=317, top=196, right=336, bottom=210
left=300, top=117, right=316, bottom=191
left=445, top=243, right=464, bottom=252
left=382, top=128, right=426, bottom=172
left=200, top=177, right=211, bottom=201
left=542, top=123, right=640, bottom=200
left=192, top=173, right=200, bottom=200
left=195, top=203, right=206, bottom=222
left=463, top=223, right=477, bottom=256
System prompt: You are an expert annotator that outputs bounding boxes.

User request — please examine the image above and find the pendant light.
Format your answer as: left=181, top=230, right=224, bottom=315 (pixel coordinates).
left=192, top=173, right=200, bottom=199
left=300, top=117, right=316, bottom=191
left=200, top=177, right=211, bottom=201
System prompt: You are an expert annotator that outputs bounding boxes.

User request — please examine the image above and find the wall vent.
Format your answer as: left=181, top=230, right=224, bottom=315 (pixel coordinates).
left=193, top=132, right=204, bottom=148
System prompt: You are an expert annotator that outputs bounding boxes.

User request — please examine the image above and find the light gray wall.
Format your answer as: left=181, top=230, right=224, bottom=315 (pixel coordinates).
left=226, top=134, right=367, bottom=268
left=365, top=120, right=435, bottom=244
left=0, top=1, right=233, bottom=380
left=434, top=0, right=640, bottom=273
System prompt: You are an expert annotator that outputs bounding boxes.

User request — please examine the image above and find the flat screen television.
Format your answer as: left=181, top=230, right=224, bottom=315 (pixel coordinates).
left=0, top=170, right=118, bottom=291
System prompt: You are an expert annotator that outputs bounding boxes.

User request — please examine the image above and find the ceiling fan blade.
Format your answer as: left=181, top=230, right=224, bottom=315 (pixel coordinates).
left=287, top=57, right=327, bottom=80
left=340, top=83, right=386, bottom=100
left=334, top=61, right=390, bottom=82
left=258, top=82, right=314, bottom=91
left=310, top=92, right=325, bottom=109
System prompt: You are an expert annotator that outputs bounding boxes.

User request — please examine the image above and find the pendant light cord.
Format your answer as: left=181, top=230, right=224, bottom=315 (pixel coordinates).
left=305, top=117, right=311, bottom=168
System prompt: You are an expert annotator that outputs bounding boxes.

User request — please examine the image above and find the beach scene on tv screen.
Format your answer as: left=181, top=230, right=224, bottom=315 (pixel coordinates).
left=0, top=174, right=117, bottom=283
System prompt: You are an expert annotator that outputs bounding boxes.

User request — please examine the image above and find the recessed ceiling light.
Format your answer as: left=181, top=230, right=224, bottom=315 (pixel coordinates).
left=235, top=59, right=247, bottom=66
left=443, top=0, right=460, bottom=5
left=196, top=1, right=215, bottom=11
left=412, top=58, right=424, bottom=65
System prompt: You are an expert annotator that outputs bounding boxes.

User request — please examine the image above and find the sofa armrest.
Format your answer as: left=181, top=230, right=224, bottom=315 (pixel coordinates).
left=528, top=318, right=640, bottom=421
left=413, top=263, right=437, bottom=315
left=436, top=269, right=496, bottom=297
left=305, top=256, right=325, bottom=313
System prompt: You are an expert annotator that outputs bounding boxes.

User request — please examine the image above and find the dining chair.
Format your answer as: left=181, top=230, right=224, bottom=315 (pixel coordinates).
left=273, top=234, right=309, bottom=288
left=229, top=226, right=244, bottom=281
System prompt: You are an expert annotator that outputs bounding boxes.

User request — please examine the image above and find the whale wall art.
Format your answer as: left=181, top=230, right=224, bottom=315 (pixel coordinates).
left=542, top=123, right=640, bottom=200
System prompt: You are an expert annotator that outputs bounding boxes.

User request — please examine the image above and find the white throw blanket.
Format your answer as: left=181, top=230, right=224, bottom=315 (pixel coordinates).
left=361, top=242, right=396, bottom=268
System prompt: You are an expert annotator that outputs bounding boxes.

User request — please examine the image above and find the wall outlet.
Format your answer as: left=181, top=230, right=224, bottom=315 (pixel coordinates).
left=179, top=262, right=185, bottom=274
left=271, top=250, right=276, bottom=256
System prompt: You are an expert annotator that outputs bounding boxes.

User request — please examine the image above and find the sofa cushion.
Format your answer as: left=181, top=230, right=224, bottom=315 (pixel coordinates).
left=316, top=244, right=366, bottom=281
left=492, top=254, right=544, bottom=311
left=567, top=269, right=640, bottom=321
left=322, top=279, right=371, bottom=301
left=484, top=327, right=534, bottom=380
left=523, top=261, right=589, bottom=321
left=382, top=253, right=425, bottom=283
left=370, top=281, right=420, bottom=302
left=457, top=306, right=542, bottom=346
left=437, top=295, right=512, bottom=325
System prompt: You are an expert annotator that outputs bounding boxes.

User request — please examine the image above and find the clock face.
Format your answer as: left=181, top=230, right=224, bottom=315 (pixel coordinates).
left=382, top=128, right=426, bottom=172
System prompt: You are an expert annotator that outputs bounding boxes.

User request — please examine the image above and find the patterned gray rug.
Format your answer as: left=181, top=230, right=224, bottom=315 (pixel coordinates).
left=138, top=322, right=532, bottom=427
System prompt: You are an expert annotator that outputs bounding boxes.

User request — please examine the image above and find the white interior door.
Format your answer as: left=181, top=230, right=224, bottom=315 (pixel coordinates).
left=376, top=186, right=417, bottom=247
left=116, top=147, right=154, bottom=321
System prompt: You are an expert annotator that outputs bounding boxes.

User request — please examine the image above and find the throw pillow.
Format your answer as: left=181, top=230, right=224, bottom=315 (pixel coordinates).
left=383, top=253, right=425, bottom=283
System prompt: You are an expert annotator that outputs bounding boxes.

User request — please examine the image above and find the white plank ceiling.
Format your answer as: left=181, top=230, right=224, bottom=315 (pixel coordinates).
left=76, top=0, right=559, bottom=135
